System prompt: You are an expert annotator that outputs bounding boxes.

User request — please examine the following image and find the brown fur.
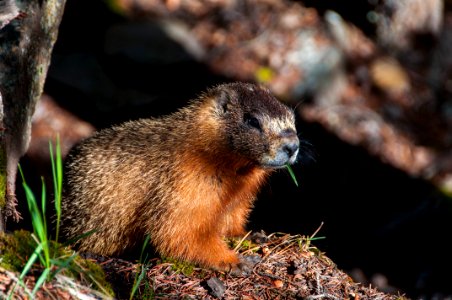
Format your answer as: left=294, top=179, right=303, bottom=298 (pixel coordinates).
left=61, top=82, right=299, bottom=271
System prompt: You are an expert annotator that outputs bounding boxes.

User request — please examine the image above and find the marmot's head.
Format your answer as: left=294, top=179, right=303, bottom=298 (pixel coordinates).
left=208, top=82, right=299, bottom=169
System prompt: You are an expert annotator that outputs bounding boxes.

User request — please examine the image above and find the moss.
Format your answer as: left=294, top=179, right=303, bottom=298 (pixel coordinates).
left=141, top=279, right=155, bottom=299
left=0, top=230, right=115, bottom=297
left=226, top=236, right=258, bottom=253
left=0, top=230, right=38, bottom=271
left=73, top=257, right=115, bottom=297
left=161, top=256, right=196, bottom=277
left=238, top=239, right=253, bottom=249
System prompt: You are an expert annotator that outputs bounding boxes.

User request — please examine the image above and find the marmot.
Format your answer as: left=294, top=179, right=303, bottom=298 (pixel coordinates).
left=61, top=82, right=299, bottom=272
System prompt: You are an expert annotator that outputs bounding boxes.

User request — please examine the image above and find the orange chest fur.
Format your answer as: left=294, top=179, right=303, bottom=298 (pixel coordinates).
left=176, top=153, right=269, bottom=208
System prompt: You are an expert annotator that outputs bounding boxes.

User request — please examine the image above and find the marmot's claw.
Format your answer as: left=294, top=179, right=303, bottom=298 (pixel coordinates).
left=5, top=193, right=21, bottom=222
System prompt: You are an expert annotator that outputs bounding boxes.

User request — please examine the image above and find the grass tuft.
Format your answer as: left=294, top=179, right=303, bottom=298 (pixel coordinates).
left=6, top=136, right=113, bottom=298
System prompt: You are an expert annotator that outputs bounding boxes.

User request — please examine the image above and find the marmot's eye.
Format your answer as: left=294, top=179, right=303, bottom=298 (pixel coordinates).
left=244, top=113, right=261, bottom=131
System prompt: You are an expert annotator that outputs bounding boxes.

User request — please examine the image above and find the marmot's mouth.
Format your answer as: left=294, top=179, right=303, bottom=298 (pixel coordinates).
left=260, top=146, right=299, bottom=169
left=261, top=161, right=293, bottom=169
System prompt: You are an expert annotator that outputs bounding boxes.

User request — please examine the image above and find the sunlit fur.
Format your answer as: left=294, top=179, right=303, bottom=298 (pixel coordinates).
left=61, top=82, right=299, bottom=271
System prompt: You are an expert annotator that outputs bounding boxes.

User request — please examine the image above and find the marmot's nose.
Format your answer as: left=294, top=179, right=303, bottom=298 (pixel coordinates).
left=282, top=141, right=299, bottom=158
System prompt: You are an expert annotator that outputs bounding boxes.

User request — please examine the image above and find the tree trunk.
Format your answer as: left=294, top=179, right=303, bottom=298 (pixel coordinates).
left=0, top=0, right=66, bottom=231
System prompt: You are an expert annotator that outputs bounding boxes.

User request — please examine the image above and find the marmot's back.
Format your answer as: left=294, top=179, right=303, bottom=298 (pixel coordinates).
left=61, top=82, right=299, bottom=272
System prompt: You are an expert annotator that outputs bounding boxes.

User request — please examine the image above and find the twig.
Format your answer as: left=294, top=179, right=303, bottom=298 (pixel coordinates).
left=233, top=230, right=252, bottom=252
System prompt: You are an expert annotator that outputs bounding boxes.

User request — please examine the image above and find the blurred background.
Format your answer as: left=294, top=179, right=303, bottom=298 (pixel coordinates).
left=15, top=0, right=452, bottom=298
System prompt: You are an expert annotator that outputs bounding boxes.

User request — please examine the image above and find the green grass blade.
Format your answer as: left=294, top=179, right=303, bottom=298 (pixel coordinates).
left=285, top=164, right=299, bottom=187
left=18, top=164, right=50, bottom=268
left=30, top=234, right=50, bottom=270
left=129, top=261, right=147, bottom=300
left=50, top=253, right=77, bottom=267
left=18, top=165, right=45, bottom=242
left=32, top=267, right=51, bottom=295
left=139, top=235, right=151, bottom=262
left=86, top=272, right=115, bottom=297
left=56, top=136, right=63, bottom=201
left=40, top=177, right=47, bottom=242
left=49, top=253, right=77, bottom=282
left=63, top=229, right=97, bottom=246
left=19, top=243, right=44, bottom=281
left=49, top=138, right=63, bottom=243
left=49, top=139, right=56, bottom=192
left=17, top=163, right=26, bottom=182
left=40, top=177, right=46, bottom=220
left=24, top=184, right=49, bottom=267
left=309, top=236, right=326, bottom=241
left=130, top=235, right=151, bottom=300
left=22, top=183, right=45, bottom=241
left=7, top=280, right=33, bottom=300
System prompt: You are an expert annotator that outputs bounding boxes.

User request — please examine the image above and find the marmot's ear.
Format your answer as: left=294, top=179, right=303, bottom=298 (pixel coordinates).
left=217, top=89, right=230, bottom=113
